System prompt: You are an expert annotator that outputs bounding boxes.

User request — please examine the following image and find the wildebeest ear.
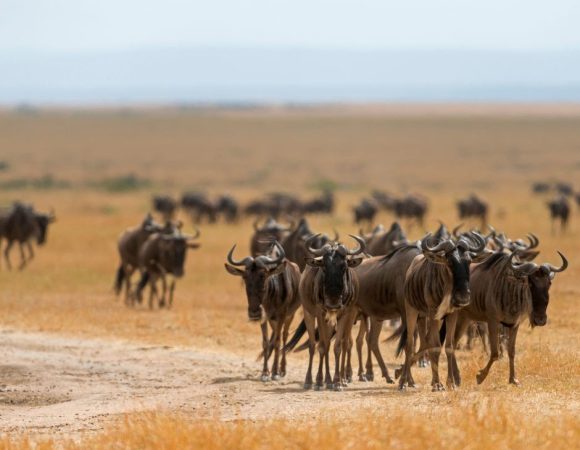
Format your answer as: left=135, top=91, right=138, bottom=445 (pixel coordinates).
left=187, top=242, right=201, bottom=249
left=224, top=263, right=244, bottom=276
left=470, top=249, right=493, bottom=263
left=347, top=257, right=363, bottom=268
left=424, top=252, right=446, bottom=263
left=305, top=257, right=323, bottom=267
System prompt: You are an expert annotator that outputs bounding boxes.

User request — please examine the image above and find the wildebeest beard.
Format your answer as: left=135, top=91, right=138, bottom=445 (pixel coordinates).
left=316, top=253, right=353, bottom=311
left=449, top=253, right=471, bottom=307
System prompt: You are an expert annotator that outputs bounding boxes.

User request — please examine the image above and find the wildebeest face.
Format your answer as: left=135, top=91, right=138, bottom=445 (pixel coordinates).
left=528, top=269, right=551, bottom=327
left=160, top=236, right=199, bottom=278
left=34, top=213, right=56, bottom=245
left=448, top=248, right=472, bottom=307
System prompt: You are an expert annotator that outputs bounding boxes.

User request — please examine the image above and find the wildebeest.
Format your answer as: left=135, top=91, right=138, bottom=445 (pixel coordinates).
left=297, top=234, right=365, bottom=390
left=181, top=192, right=217, bottom=224
left=250, top=217, right=292, bottom=257
left=353, top=199, right=378, bottom=225
left=134, top=228, right=201, bottom=309
left=547, top=196, right=570, bottom=234
left=457, top=194, right=488, bottom=229
left=555, top=182, right=573, bottom=196
left=454, top=249, right=567, bottom=385
left=302, top=190, right=335, bottom=215
left=114, top=213, right=166, bottom=304
left=215, top=195, right=239, bottom=223
left=393, top=194, right=428, bottom=228
left=531, top=182, right=550, bottom=194
left=152, top=195, right=178, bottom=222
left=0, top=201, right=56, bottom=270
left=371, top=190, right=396, bottom=211
left=363, top=221, right=407, bottom=256
left=398, top=232, right=487, bottom=391
left=281, top=218, right=337, bottom=271
left=225, top=242, right=301, bottom=381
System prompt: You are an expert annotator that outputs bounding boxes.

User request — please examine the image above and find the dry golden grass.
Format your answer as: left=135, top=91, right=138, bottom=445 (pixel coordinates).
left=0, top=105, right=579, bottom=448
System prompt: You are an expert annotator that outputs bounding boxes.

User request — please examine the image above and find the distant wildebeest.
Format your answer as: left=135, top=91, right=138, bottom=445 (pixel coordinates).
left=250, top=217, right=292, bottom=257
left=114, top=213, right=169, bottom=304
left=225, top=242, right=301, bottom=381
left=281, top=218, right=337, bottom=271
left=215, top=195, right=239, bottom=223
left=492, top=231, right=540, bottom=262
left=363, top=221, right=407, bottom=256
left=454, top=249, right=567, bottom=385
left=547, top=196, right=570, bottom=234
left=353, top=199, right=378, bottom=225
left=576, top=193, right=580, bottom=208
left=393, top=194, right=428, bottom=228
left=531, top=182, right=551, bottom=194
left=371, top=190, right=396, bottom=211
left=457, top=194, right=488, bottom=229
left=152, top=195, right=178, bottom=222
left=555, top=182, right=573, bottom=197
left=0, top=201, right=56, bottom=270
left=295, top=234, right=365, bottom=390
left=135, top=228, right=201, bottom=309
left=181, top=192, right=217, bottom=224
left=398, top=231, right=487, bottom=391
left=302, top=190, right=335, bottom=215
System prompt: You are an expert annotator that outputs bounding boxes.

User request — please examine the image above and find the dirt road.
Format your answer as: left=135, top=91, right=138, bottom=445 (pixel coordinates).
left=0, top=328, right=575, bottom=438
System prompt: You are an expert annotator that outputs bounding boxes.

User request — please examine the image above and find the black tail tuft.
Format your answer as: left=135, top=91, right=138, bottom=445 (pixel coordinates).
left=284, top=319, right=307, bottom=352
left=439, top=320, right=447, bottom=345
left=390, top=324, right=407, bottom=358
left=114, top=265, right=125, bottom=295
left=135, top=272, right=150, bottom=302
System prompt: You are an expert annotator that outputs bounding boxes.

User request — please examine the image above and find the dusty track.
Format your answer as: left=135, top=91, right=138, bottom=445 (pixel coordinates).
left=1, top=327, right=577, bottom=439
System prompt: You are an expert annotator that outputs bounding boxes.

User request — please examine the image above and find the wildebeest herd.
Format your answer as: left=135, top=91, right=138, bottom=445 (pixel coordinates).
left=223, top=216, right=567, bottom=391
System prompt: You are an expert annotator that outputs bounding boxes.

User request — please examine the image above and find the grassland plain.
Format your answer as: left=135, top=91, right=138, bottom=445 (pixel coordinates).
left=0, top=105, right=578, bottom=448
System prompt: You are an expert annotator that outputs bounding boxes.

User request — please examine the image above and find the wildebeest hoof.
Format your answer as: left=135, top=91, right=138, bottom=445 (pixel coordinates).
left=366, top=373, right=375, bottom=382
left=509, top=378, right=520, bottom=386
left=394, top=368, right=402, bottom=379
left=333, top=384, right=343, bottom=392
left=314, top=384, right=323, bottom=391
left=385, top=376, right=394, bottom=384
left=418, top=359, right=429, bottom=368
left=303, top=383, right=312, bottom=390
left=272, top=374, right=281, bottom=381
left=346, top=376, right=353, bottom=384
left=359, top=374, right=368, bottom=382
left=326, top=383, right=334, bottom=390
left=260, top=374, right=271, bottom=382
left=432, top=383, right=445, bottom=392
left=476, top=372, right=485, bottom=385
left=446, top=381, right=457, bottom=391
left=398, top=383, right=407, bottom=391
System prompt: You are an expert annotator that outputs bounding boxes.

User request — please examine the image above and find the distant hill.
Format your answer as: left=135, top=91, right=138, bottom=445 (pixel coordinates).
left=2, top=47, right=580, bottom=104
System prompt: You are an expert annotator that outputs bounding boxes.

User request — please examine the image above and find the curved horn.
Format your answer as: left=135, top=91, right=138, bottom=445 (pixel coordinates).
left=332, top=228, right=340, bottom=242
left=485, top=225, right=496, bottom=241
left=466, top=231, right=486, bottom=253
left=452, top=224, right=464, bottom=238
left=543, top=251, right=568, bottom=273
left=305, top=233, right=330, bottom=257
left=526, top=233, right=539, bottom=250
left=257, top=241, right=286, bottom=267
left=188, top=227, right=201, bottom=240
left=421, top=233, right=455, bottom=254
left=509, top=251, right=538, bottom=276
left=226, top=245, right=253, bottom=266
left=346, top=234, right=366, bottom=256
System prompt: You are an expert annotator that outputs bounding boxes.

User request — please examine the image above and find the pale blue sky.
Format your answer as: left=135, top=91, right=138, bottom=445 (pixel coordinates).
left=2, top=0, right=580, bottom=53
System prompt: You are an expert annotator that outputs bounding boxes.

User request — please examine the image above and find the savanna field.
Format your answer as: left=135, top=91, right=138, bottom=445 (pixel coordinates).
left=0, top=105, right=579, bottom=449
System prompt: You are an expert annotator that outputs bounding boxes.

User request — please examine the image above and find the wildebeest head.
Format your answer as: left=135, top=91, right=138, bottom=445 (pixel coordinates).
left=225, top=241, right=286, bottom=321
left=509, top=251, right=568, bottom=327
left=141, top=213, right=163, bottom=233
left=421, top=231, right=488, bottom=307
left=34, top=209, right=56, bottom=245
left=305, top=234, right=365, bottom=311
left=158, top=229, right=201, bottom=277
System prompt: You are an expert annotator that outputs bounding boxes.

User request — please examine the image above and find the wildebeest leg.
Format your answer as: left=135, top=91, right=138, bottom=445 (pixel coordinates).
left=124, top=266, right=133, bottom=306
left=417, top=317, right=429, bottom=367
left=355, top=316, right=368, bottom=381
left=369, top=318, right=394, bottom=384
left=426, top=318, right=444, bottom=391
left=444, top=313, right=460, bottom=389
left=315, top=317, right=330, bottom=390
left=507, top=324, right=520, bottom=385
left=280, top=314, right=293, bottom=378
left=476, top=320, right=499, bottom=384
left=399, top=305, right=419, bottom=390
left=168, top=280, right=176, bottom=308
left=158, top=274, right=168, bottom=308
left=4, top=240, right=13, bottom=271
left=260, top=321, right=271, bottom=381
left=271, top=320, right=284, bottom=380
left=345, top=331, right=353, bottom=383
left=303, top=310, right=317, bottom=389
left=26, top=241, right=34, bottom=264
left=148, top=275, right=158, bottom=310
left=18, top=243, right=27, bottom=270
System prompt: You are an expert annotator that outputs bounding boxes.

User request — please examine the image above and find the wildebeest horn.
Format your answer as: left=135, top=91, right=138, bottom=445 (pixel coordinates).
left=332, top=229, right=340, bottom=242
left=485, top=225, right=496, bottom=241
left=305, top=234, right=330, bottom=257
left=345, top=234, right=366, bottom=256
left=509, top=251, right=538, bottom=276
left=226, top=245, right=253, bottom=266
left=252, top=219, right=260, bottom=231
left=421, top=233, right=455, bottom=254
left=542, top=251, right=568, bottom=273
left=526, top=233, right=539, bottom=249
left=465, top=231, right=486, bottom=253
left=452, top=224, right=463, bottom=238
left=189, top=228, right=201, bottom=240
left=256, top=241, right=285, bottom=268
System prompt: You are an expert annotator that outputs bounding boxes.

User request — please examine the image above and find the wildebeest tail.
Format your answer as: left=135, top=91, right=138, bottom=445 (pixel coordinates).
left=386, top=323, right=407, bottom=358
left=439, top=320, right=447, bottom=345
left=284, top=319, right=307, bottom=352
left=114, top=265, right=125, bottom=295
left=135, top=272, right=149, bottom=302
